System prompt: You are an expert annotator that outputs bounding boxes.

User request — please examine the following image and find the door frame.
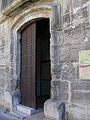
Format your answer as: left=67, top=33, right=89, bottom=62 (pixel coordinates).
left=11, top=4, right=61, bottom=110
left=11, top=6, right=53, bottom=109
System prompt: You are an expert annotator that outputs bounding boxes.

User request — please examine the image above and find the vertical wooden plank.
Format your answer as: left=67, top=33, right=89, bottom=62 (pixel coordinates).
left=31, top=22, right=36, bottom=108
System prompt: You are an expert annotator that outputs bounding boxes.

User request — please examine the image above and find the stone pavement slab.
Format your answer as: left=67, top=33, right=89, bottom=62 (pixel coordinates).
left=24, top=112, right=50, bottom=120
left=0, top=110, right=18, bottom=120
left=0, top=109, right=50, bottom=120
left=26, top=112, right=44, bottom=120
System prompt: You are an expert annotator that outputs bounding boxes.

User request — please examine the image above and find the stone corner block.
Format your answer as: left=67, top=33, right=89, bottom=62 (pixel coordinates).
left=44, top=99, right=65, bottom=120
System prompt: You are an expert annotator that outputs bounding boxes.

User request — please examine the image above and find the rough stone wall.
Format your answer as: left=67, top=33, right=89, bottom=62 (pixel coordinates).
left=59, top=0, right=90, bottom=119
left=0, top=0, right=90, bottom=120
left=0, top=0, right=53, bottom=112
left=0, top=20, right=12, bottom=111
left=50, top=0, right=90, bottom=119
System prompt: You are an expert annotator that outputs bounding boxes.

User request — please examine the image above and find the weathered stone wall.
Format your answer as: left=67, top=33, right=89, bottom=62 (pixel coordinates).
left=0, top=0, right=53, bottom=112
left=59, top=0, right=90, bottom=119
left=49, top=0, right=90, bottom=119
left=0, top=21, right=12, bottom=111
left=0, top=0, right=90, bottom=120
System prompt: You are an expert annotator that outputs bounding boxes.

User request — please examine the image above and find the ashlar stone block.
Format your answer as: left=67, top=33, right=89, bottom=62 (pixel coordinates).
left=52, top=4, right=61, bottom=30
left=44, top=99, right=65, bottom=120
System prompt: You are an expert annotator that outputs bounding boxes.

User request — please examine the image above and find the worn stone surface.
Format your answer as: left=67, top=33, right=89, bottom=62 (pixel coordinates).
left=51, top=80, right=69, bottom=101
left=61, top=63, right=75, bottom=81
left=44, top=99, right=65, bottom=120
left=16, top=104, right=35, bottom=115
left=52, top=4, right=61, bottom=29
left=66, top=104, right=90, bottom=120
left=0, top=0, right=90, bottom=120
left=71, top=91, right=90, bottom=106
left=71, top=80, right=90, bottom=91
left=0, top=110, right=18, bottom=120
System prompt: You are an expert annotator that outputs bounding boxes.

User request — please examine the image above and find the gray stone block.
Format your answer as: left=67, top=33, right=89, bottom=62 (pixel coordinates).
left=0, top=89, right=5, bottom=106
left=51, top=64, right=61, bottom=79
left=63, top=13, right=70, bottom=25
left=71, top=81, right=90, bottom=91
left=73, top=0, right=81, bottom=10
left=71, top=91, right=90, bottom=104
left=69, top=44, right=79, bottom=61
left=59, top=81, right=69, bottom=93
left=66, top=103, right=90, bottom=120
left=44, top=99, right=65, bottom=120
left=51, top=80, right=69, bottom=101
left=61, top=63, right=75, bottom=81
left=51, top=46, right=60, bottom=64
left=0, top=89, right=11, bottom=111
left=88, top=5, right=90, bottom=23
left=0, top=68, right=10, bottom=89
left=16, top=104, right=35, bottom=115
left=60, top=45, right=70, bottom=62
left=12, top=88, right=21, bottom=106
left=52, top=4, right=61, bottom=30
left=51, top=80, right=61, bottom=100
left=51, top=31, right=61, bottom=46
left=60, top=93, right=69, bottom=101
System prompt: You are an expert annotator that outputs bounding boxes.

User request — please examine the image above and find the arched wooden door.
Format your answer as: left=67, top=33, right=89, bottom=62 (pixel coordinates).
left=21, top=22, right=36, bottom=108
left=21, top=19, right=51, bottom=109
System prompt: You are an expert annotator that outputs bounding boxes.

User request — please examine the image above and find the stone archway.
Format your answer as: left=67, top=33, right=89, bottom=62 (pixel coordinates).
left=11, top=4, right=65, bottom=120
left=11, top=6, right=52, bottom=109
left=20, top=18, right=51, bottom=109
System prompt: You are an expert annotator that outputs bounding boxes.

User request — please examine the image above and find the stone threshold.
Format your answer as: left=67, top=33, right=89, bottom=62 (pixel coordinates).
left=11, top=104, right=36, bottom=119
left=11, top=104, right=45, bottom=120
left=16, top=104, right=35, bottom=115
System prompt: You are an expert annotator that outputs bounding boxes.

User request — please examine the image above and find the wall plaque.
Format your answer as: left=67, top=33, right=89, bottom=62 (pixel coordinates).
left=79, top=50, right=90, bottom=79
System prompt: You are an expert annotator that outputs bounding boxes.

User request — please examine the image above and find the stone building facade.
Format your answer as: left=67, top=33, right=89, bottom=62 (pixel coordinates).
left=0, top=0, right=90, bottom=120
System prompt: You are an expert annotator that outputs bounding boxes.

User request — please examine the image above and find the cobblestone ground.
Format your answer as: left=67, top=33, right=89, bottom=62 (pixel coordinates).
left=26, top=112, right=44, bottom=120
left=26, top=112, right=50, bottom=120
left=0, top=108, right=51, bottom=120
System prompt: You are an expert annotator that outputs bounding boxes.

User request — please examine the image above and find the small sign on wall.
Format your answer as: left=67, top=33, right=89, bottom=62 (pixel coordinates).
left=79, top=50, right=90, bottom=79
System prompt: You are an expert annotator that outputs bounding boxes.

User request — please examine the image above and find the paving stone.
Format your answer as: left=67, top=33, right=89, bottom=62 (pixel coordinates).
left=26, top=112, right=44, bottom=120
left=0, top=110, right=18, bottom=120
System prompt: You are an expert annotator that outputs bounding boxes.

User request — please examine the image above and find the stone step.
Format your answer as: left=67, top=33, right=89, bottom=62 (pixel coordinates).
left=16, top=104, right=35, bottom=115
left=11, top=104, right=35, bottom=120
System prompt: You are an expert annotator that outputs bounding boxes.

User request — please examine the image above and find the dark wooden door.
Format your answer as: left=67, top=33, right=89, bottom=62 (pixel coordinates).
left=21, top=22, right=36, bottom=108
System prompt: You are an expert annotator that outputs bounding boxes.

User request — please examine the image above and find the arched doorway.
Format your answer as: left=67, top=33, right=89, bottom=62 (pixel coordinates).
left=20, top=18, right=51, bottom=109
